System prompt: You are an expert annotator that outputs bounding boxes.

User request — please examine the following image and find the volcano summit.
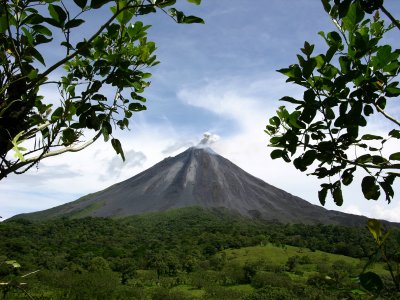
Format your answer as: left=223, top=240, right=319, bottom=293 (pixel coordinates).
left=15, top=147, right=370, bottom=225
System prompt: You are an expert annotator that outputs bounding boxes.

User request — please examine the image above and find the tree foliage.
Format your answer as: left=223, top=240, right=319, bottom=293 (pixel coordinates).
left=266, top=0, right=400, bottom=205
left=0, top=0, right=203, bottom=180
left=2, top=208, right=399, bottom=298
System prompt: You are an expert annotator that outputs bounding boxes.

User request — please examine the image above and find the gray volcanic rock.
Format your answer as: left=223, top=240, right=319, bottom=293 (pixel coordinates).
left=14, top=147, right=372, bottom=225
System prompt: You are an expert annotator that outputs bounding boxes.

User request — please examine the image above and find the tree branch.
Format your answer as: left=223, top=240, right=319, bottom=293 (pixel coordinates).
left=31, top=4, right=146, bottom=88
left=380, top=5, right=400, bottom=32
left=375, top=104, right=400, bottom=127
left=0, top=131, right=101, bottom=180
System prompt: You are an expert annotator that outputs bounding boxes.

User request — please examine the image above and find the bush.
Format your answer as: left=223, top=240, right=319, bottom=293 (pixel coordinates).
left=251, top=271, right=292, bottom=289
left=221, top=262, right=246, bottom=285
left=243, top=261, right=259, bottom=283
left=204, top=285, right=247, bottom=300
left=243, top=286, right=295, bottom=300
left=285, top=256, right=299, bottom=272
left=151, top=287, right=191, bottom=300
left=38, top=270, right=120, bottom=299
left=306, top=274, right=333, bottom=289
left=298, top=255, right=311, bottom=265
left=189, top=270, right=218, bottom=289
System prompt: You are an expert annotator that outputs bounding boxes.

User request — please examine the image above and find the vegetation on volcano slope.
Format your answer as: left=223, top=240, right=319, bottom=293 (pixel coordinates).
left=1, top=207, right=400, bottom=299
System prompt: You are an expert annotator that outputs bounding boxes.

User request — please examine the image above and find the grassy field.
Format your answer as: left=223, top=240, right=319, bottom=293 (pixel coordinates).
left=126, top=243, right=391, bottom=299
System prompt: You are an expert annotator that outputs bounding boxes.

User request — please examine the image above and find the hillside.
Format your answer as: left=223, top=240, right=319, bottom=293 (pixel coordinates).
left=13, top=147, right=376, bottom=226
left=2, top=207, right=400, bottom=299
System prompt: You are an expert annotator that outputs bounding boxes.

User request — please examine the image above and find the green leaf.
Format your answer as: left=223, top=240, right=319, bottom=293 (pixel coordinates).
left=362, top=176, right=380, bottom=200
left=332, top=185, right=343, bottom=206
left=389, top=129, right=400, bottom=139
left=102, top=121, right=112, bottom=142
left=389, top=152, right=400, bottom=161
left=27, top=69, right=39, bottom=80
left=371, top=155, right=387, bottom=165
left=302, top=58, right=317, bottom=78
left=375, top=45, right=393, bottom=66
left=0, top=14, right=7, bottom=33
left=111, top=2, right=135, bottom=25
left=65, top=19, right=85, bottom=29
left=62, top=128, right=76, bottom=146
left=361, top=134, right=383, bottom=140
left=30, top=47, right=46, bottom=65
left=341, top=167, right=356, bottom=186
left=111, top=138, right=125, bottom=161
left=35, top=34, right=53, bottom=46
left=277, top=64, right=302, bottom=80
left=91, top=0, right=112, bottom=9
left=181, top=15, right=205, bottom=24
left=367, top=219, right=382, bottom=243
left=339, top=56, right=351, bottom=74
left=301, top=41, right=314, bottom=57
left=318, top=187, right=328, bottom=206
left=270, top=149, right=284, bottom=160
left=279, top=96, right=303, bottom=105
left=51, top=107, right=64, bottom=121
left=269, top=116, right=280, bottom=127
left=325, top=107, right=335, bottom=120
left=327, top=31, right=342, bottom=48
left=356, top=154, right=372, bottom=164
left=288, top=111, right=303, bottom=129
left=338, top=0, right=352, bottom=18
left=376, top=97, right=386, bottom=109
left=73, top=0, right=87, bottom=9
left=128, top=103, right=146, bottom=111
left=187, top=0, right=201, bottom=4
left=48, top=4, right=67, bottom=25
left=360, top=0, right=383, bottom=14
left=359, top=272, right=383, bottom=294
left=155, top=0, right=176, bottom=8
left=303, top=150, right=317, bottom=166
left=342, top=1, right=364, bottom=30
left=385, top=85, right=400, bottom=97
left=321, top=0, right=331, bottom=13
left=379, top=175, right=395, bottom=202
left=21, top=27, right=34, bottom=45
left=363, top=104, right=373, bottom=116
left=32, top=25, right=52, bottom=36
left=11, top=131, right=27, bottom=161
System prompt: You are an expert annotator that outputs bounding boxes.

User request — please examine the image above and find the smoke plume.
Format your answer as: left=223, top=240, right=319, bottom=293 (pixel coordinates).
left=197, top=132, right=220, bottom=147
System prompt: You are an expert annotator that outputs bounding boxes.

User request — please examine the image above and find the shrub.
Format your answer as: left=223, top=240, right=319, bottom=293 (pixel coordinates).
left=285, top=256, right=299, bottom=271
left=151, top=287, right=191, bottom=300
left=251, top=271, right=292, bottom=289
left=243, top=286, right=295, bottom=300
left=306, top=274, right=333, bottom=289
left=189, top=270, right=218, bottom=289
left=298, top=255, right=311, bottom=265
left=204, top=285, right=247, bottom=300
left=221, top=262, right=246, bottom=285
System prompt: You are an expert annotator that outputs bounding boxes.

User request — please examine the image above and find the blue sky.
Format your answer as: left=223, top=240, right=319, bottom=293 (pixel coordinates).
left=1, top=0, right=399, bottom=221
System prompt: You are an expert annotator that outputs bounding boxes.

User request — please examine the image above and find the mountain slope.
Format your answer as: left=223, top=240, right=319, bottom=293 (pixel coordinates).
left=14, top=147, right=372, bottom=225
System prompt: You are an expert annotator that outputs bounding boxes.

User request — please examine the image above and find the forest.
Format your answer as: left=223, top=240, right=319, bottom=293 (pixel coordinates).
left=1, top=207, right=399, bottom=299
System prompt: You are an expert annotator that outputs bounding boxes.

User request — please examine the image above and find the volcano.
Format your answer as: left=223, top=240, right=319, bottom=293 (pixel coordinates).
left=14, top=147, right=372, bottom=225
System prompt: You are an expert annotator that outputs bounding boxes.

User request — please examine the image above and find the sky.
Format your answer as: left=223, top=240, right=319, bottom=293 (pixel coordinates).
left=1, top=0, right=400, bottom=221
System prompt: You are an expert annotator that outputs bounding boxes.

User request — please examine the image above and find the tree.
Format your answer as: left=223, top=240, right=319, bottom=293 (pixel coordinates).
left=0, top=0, right=203, bottom=180
left=266, top=0, right=400, bottom=206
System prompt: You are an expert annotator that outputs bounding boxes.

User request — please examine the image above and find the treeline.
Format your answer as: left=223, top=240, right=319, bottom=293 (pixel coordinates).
left=0, top=207, right=399, bottom=299
left=1, top=207, right=378, bottom=270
